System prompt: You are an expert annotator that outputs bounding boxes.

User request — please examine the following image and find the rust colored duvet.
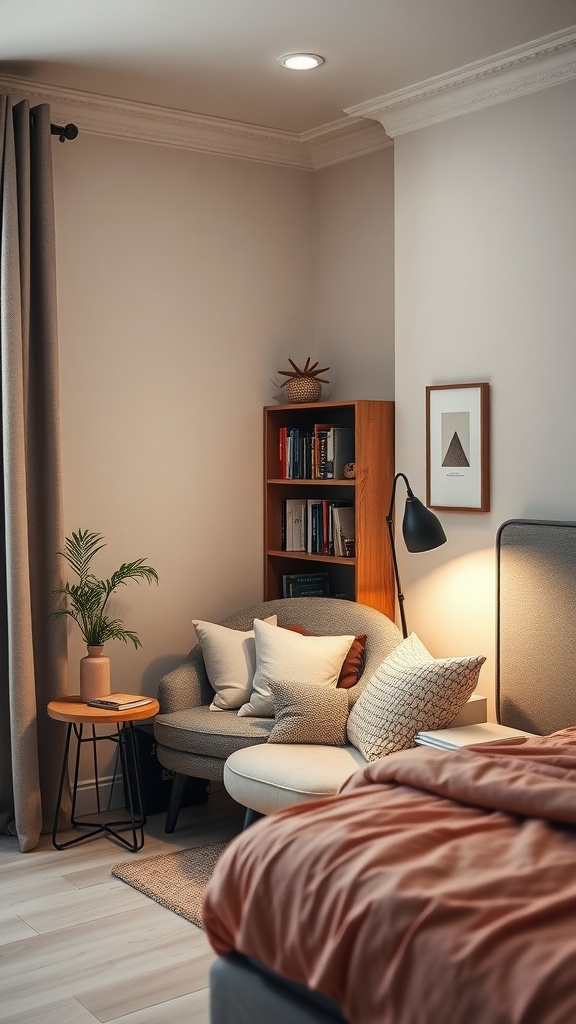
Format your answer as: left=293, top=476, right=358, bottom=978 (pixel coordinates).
left=203, top=728, right=576, bottom=1024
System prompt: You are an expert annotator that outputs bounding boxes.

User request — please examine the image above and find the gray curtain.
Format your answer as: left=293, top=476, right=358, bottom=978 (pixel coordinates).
left=0, top=95, right=68, bottom=852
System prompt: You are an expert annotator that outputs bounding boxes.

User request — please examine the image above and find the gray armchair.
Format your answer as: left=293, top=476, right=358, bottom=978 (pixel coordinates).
left=154, top=597, right=401, bottom=832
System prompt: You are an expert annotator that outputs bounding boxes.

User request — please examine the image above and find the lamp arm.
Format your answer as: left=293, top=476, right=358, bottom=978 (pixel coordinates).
left=386, top=472, right=413, bottom=522
left=386, top=473, right=411, bottom=639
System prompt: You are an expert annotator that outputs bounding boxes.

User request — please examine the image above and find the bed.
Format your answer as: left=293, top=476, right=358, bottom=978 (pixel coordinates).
left=203, top=519, right=576, bottom=1024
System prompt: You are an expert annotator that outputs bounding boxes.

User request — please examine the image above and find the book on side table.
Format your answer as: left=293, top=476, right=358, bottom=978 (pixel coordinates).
left=87, top=693, right=155, bottom=711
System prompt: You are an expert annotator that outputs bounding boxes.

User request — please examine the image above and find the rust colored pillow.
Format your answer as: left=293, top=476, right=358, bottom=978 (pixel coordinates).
left=282, top=626, right=367, bottom=689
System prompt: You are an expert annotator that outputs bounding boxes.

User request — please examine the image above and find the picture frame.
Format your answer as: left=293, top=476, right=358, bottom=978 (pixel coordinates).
left=426, top=383, right=490, bottom=512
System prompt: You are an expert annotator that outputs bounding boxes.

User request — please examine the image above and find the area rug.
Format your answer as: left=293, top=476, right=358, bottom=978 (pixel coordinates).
left=111, top=840, right=229, bottom=928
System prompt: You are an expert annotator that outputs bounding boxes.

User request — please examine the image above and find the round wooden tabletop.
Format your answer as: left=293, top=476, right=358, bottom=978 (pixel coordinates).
left=47, top=696, right=160, bottom=725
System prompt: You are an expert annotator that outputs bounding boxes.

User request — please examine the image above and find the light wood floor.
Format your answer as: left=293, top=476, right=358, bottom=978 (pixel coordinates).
left=0, top=789, right=245, bottom=1023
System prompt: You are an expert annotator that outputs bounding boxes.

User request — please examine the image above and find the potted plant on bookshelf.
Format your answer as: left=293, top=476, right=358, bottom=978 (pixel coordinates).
left=52, top=529, right=159, bottom=702
left=277, top=357, right=330, bottom=403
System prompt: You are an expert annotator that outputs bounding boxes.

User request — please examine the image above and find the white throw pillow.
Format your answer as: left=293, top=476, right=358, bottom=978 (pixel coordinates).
left=346, top=632, right=486, bottom=762
left=193, top=615, right=277, bottom=711
left=238, top=618, right=355, bottom=718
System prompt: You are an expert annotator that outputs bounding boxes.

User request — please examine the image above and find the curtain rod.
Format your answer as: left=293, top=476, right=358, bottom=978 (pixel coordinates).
left=50, top=122, right=79, bottom=143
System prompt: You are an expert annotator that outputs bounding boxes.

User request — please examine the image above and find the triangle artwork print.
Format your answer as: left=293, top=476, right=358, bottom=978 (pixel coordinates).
left=441, top=411, right=471, bottom=468
left=426, top=382, right=489, bottom=512
left=442, top=431, right=470, bottom=467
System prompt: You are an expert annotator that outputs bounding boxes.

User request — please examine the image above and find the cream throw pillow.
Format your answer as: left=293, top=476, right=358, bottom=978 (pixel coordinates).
left=238, top=618, right=355, bottom=718
left=268, top=679, right=350, bottom=745
left=346, top=632, right=486, bottom=762
left=193, top=615, right=277, bottom=711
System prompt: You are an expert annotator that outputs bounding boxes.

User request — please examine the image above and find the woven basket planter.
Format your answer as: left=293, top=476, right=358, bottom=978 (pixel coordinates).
left=285, top=377, right=323, bottom=403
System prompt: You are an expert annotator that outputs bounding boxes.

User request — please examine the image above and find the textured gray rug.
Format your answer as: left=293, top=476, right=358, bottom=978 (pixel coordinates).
left=111, top=840, right=229, bottom=928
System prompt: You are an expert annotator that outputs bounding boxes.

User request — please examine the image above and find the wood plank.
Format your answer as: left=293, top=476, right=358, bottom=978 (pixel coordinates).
left=2, top=996, right=99, bottom=1024
left=0, top=794, right=242, bottom=1024
left=76, top=950, right=215, bottom=1021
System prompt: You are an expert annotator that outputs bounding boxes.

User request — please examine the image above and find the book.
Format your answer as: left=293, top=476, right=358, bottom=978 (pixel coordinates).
left=307, top=498, right=323, bottom=553
left=332, top=504, right=355, bottom=557
left=322, top=499, right=331, bottom=556
left=279, top=426, right=288, bottom=478
left=87, top=693, right=155, bottom=710
left=282, top=572, right=330, bottom=598
left=332, top=426, right=355, bottom=479
left=327, top=500, right=353, bottom=555
left=313, top=423, right=334, bottom=479
left=284, top=498, right=306, bottom=551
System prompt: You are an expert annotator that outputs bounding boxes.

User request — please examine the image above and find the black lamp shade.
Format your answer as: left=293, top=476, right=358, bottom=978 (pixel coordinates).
left=402, top=496, right=447, bottom=553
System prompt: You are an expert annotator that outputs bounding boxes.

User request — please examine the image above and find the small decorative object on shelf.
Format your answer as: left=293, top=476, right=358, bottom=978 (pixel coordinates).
left=277, top=357, right=330, bottom=403
left=51, top=529, right=159, bottom=702
left=343, top=462, right=356, bottom=479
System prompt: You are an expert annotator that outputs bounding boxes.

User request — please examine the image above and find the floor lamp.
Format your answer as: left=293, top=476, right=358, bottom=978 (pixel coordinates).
left=386, top=472, right=447, bottom=638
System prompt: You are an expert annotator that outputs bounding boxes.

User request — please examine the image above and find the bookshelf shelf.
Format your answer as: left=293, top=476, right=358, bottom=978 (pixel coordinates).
left=264, top=399, right=395, bottom=615
left=267, top=478, right=356, bottom=487
left=268, top=550, right=356, bottom=566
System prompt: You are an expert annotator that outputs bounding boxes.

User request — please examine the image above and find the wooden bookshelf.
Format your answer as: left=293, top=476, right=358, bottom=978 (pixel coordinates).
left=264, top=399, right=395, bottom=616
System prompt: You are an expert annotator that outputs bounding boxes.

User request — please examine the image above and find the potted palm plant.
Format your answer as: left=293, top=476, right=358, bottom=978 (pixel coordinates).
left=52, top=529, right=159, bottom=701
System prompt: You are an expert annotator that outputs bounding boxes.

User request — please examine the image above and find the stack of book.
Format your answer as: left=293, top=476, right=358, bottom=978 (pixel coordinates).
left=281, top=499, right=355, bottom=556
left=278, top=424, right=355, bottom=479
left=415, top=723, right=536, bottom=750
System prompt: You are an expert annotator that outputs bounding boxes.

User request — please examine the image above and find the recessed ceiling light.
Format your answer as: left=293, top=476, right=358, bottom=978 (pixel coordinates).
left=277, top=53, right=325, bottom=71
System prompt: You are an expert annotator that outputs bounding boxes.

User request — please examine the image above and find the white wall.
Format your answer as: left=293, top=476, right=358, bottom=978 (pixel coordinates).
left=314, top=148, right=395, bottom=401
left=53, top=134, right=315, bottom=696
left=394, top=79, right=576, bottom=717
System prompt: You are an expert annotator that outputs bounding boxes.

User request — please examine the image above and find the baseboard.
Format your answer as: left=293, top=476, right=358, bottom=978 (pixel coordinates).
left=72, top=774, right=126, bottom=817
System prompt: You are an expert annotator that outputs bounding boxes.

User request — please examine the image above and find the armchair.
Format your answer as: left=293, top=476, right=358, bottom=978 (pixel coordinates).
left=154, top=597, right=402, bottom=832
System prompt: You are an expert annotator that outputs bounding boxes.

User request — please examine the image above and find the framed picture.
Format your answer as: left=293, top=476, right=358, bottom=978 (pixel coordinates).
left=426, top=383, right=490, bottom=512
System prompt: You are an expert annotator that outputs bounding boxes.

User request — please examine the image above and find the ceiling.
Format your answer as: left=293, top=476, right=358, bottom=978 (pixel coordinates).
left=2, top=0, right=576, bottom=134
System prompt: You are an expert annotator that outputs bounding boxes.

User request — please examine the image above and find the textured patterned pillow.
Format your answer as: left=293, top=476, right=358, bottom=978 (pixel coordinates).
left=238, top=618, right=355, bottom=717
left=268, top=679, right=350, bottom=745
left=193, top=615, right=277, bottom=711
left=346, top=633, right=486, bottom=762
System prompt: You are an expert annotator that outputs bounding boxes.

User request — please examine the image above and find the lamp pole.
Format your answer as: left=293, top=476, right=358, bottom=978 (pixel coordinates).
left=386, top=472, right=446, bottom=639
left=386, top=473, right=411, bottom=638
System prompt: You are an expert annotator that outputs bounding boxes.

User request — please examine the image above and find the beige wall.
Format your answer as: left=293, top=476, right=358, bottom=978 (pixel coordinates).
left=314, top=148, right=395, bottom=401
left=394, top=79, right=576, bottom=717
left=53, top=134, right=316, bottom=695
left=51, top=134, right=394, bottom=796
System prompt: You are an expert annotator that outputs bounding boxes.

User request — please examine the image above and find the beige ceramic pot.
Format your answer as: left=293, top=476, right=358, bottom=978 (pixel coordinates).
left=80, top=646, right=111, bottom=702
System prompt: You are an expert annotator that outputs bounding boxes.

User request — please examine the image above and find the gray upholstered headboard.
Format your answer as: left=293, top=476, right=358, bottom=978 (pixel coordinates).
left=497, top=519, right=576, bottom=735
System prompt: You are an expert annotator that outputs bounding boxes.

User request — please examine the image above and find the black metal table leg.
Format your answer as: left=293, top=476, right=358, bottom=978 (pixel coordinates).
left=51, top=720, right=146, bottom=852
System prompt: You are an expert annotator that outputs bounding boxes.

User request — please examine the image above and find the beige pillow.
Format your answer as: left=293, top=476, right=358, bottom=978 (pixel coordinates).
left=238, top=618, right=355, bottom=718
left=268, top=679, right=350, bottom=745
left=193, top=615, right=277, bottom=711
left=347, top=632, right=486, bottom=762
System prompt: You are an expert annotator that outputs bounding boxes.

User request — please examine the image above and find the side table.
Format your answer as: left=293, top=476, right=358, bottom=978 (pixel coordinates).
left=47, top=696, right=159, bottom=852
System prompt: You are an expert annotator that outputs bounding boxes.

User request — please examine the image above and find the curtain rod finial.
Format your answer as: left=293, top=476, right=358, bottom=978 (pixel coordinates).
left=50, top=122, right=79, bottom=143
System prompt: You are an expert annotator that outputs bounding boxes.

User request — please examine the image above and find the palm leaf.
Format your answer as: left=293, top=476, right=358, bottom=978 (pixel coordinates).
left=52, top=530, right=158, bottom=649
left=60, top=530, right=106, bottom=580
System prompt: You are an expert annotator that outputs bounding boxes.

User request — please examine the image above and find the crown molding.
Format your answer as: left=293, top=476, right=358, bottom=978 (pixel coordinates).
left=0, top=74, right=389, bottom=170
left=302, top=117, right=391, bottom=168
left=345, top=26, right=576, bottom=137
